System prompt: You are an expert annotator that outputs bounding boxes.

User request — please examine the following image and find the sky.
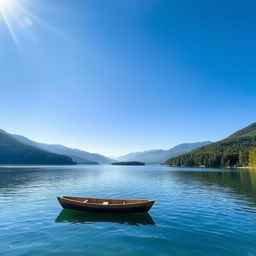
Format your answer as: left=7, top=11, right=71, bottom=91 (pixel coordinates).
left=0, top=0, right=255, bottom=156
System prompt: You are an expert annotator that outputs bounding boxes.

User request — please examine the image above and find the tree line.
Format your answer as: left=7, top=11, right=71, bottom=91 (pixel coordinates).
left=165, top=136, right=256, bottom=168
left=249, top=148, right=256, bottom=168
left=165, top=149, right=256, bottom=168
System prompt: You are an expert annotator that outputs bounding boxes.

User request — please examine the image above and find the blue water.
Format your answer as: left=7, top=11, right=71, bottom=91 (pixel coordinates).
left=1, top=165, right=256, bottom=256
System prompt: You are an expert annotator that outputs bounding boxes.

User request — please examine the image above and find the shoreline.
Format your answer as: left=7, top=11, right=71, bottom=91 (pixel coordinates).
left=164, top=164, right=256, bottom=170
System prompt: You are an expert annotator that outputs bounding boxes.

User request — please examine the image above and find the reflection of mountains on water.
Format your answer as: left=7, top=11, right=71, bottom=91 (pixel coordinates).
left=0, top=166, right=100, bottom=195
left=173, top=169, right=256, bottom=206
left=55, top=209, right=156, bottom=226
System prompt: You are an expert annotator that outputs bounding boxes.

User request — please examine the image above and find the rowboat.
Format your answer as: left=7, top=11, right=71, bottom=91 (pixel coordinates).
left=57, top=196, right=155, bottom=213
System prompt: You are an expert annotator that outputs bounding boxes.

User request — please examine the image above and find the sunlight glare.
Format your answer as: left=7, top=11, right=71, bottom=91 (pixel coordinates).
left=0, top=0, right=34, bottom=47
left=0, top=0, right=14, bottom=9
left=0, top=0, right=66, bottom=48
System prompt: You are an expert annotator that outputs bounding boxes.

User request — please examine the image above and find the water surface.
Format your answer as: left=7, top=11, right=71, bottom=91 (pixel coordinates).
left=1, top=165, right=256, bottom=256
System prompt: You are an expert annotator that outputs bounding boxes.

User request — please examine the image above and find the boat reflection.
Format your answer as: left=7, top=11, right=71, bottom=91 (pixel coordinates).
left=55, top=209, right=155, bottom=226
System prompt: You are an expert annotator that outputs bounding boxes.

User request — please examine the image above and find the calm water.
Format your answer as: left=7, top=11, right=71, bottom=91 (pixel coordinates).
left=1, top=165, right=256, bottom=256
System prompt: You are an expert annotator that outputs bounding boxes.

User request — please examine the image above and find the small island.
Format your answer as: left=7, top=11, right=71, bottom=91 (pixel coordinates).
left=112, top=161, right=145, bottom=166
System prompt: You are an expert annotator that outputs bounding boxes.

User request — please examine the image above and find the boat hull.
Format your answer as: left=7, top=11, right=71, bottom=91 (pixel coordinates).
left=57, top=196, right=155, bottom=213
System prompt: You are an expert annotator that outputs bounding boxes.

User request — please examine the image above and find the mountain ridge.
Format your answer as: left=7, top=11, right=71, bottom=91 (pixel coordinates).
left=117, top=141, right=212, bottom=164
left=12, top=134, right=113, bottom=164
left=0, top=130, right=75, bottom=165
left=165, top=122, right=256, bottom=167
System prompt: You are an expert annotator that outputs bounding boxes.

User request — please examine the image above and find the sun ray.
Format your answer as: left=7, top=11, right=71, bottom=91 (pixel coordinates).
left=14, top=1, right=69, bottom=40
left=0, top=5, right=20, bottom=48
left=0, top=0, right=39, bottom=47
left=0, top=0, right=70, bottom=48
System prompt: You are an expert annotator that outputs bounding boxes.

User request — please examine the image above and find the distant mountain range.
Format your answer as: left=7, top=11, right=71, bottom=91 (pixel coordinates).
left=0, top=130, right=74, bottom=165
left=5, top=123, right=256, bottom=168
left=12, top=134, right=114, bottom=164
left=0, top=128, right=214, bottom=165
left=165, top=122, right=256, bottom=168
left=117, top=142, right=212, bottom=164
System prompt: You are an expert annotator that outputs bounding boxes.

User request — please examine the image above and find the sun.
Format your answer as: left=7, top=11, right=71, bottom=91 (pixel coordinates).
left=0, top=0, right=60, bottom=47
left=0, top=0, right=16, bottom=21
left=0, top=0, right=34, bottom=47
left=0, top=0, right=19, bottom=45
left=0, top=0, right=14, bottom=10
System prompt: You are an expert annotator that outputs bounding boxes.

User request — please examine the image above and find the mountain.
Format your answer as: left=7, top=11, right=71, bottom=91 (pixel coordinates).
left=117, top=141, right=212, bottom=164
left=165, top=122, right=256, bottom=168
left=0, top=130, right=75, bottom=165
left=12, top=134, right=113, bottom=164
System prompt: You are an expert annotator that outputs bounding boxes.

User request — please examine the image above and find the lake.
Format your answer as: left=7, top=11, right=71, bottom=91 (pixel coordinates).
left=1, top=165, right=256, bottom=256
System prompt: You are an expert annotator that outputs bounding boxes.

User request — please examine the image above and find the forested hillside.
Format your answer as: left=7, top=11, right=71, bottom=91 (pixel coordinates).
left=165, top=123, right=256, bottom=168
left=249, top=148, right=256, bottom=168
left=13, top=134, right=112, bottom=164
left=0, top=130, right=75, bottom=165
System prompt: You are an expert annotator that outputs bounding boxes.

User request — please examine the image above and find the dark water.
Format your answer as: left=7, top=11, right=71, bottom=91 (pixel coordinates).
left=1, top=165, right=256, bottom=256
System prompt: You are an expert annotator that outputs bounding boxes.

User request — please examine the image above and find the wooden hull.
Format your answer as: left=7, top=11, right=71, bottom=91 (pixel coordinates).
left=57, top=196, right=155, bottom=213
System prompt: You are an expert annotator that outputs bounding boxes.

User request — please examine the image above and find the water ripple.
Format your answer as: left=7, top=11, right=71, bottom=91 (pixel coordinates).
left=1, top=165, right=256, bottom=256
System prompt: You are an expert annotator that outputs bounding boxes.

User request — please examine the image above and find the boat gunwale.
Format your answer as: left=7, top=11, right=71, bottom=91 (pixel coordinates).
left=58, top=196, right=155, bottom=206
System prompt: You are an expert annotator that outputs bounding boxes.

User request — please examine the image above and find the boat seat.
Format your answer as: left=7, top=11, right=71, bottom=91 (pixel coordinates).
left=102, top=201, right=109, bottom=205
left=83, top=200, right=88, bottom=203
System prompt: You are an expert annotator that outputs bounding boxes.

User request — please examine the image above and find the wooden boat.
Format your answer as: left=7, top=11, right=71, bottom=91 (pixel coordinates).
left=57, top=196, right=155, bottom=213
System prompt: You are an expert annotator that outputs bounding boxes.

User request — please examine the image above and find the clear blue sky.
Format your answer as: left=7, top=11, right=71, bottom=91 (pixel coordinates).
left=0, top=0, right=255, bottom=156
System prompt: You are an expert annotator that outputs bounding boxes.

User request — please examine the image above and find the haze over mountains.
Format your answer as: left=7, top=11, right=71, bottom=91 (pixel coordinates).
left=117, top=142, right=212, bottom=164
left=0, top=128, right=214, bottom=165
left=1, top=123, right=256, bottom=167
left=0, top=130, right=74, bottom=165
left=12, top=134, right=113, bottom=164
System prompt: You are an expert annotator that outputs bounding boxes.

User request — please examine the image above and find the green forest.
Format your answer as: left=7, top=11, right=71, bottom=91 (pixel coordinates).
left=165, top=123, right=256, bottom=168
left=249, top=148, right=256, bottom=168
